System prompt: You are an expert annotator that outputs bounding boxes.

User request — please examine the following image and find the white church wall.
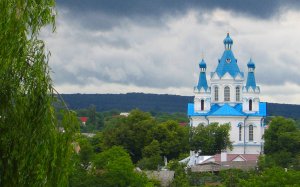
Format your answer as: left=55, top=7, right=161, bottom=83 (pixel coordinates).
left=210, top=79, right=244, bottom=104
left=245, top=117, right=263, bottom=144
left=190, top=116, right=208, bottom=127
left=242, top=92, right=260, bottom=113
left=194, top=92, right=211, bottom=112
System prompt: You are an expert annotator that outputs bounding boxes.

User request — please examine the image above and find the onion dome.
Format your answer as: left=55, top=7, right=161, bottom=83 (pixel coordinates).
left=247, top=58, right=256, bottom=69
left=199, top=59, right=207, bottom=69
left=223, top=33, right=233, bottom=50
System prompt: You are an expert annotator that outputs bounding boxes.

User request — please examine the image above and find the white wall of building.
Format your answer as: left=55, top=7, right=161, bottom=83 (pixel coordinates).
left=191, top=115, right=264, bottom=154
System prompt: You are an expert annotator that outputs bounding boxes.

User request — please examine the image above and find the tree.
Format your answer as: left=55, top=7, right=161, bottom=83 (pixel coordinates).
left=90, top=132, right=104, bottom=153
left=137, top=140, right=163, bottom=170
left=168, top=162, right=189, bottom=187
left=93, top=146, right=154, bottom=187
left=151, top=120, right=189, bottom=160
left=103, top=110, right=190, bottom=164
left=0, top=1, right=78, bottom=186
left=103, top=109, right=155, bottom=163
left=239, top=167, right=300, bottom=187
left=77, top=135, right=94, bottom=169
left=263, top=117, right=300, bottom=168
left=190, top=123, right=232, bottom=155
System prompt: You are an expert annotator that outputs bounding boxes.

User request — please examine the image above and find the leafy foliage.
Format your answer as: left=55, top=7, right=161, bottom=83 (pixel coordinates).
left=137, top=140, right=163, bottom=170
left=0, top=0, right=78, bottom=186
left=239, top=167, right=300, bottom=187
left=77, top=105, right=105, bottom=132
left=263, top=117, right=300, bottom=168
left=168, top=162, right=189, bottom=187
left=102, top=109, right=190, bottom=164
left=93, top=146, right=152, bottom=187
left=69, top=141, right=155, bottom=187
left=190, top=123, right=232, bottom=155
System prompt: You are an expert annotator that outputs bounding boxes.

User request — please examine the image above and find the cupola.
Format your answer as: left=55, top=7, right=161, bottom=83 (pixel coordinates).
left=223, top=33, right=233, bottom=50
left=199, top=59, right=207, bottom=72
left=247, top=58, right=255, bottom=72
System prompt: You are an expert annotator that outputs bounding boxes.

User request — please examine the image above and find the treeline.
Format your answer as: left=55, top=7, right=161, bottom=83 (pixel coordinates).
left=61, top=93, right=300, bottom=119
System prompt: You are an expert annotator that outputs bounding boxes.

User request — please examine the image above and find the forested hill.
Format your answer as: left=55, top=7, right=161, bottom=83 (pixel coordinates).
left=60, top=93, right=300, bottom=119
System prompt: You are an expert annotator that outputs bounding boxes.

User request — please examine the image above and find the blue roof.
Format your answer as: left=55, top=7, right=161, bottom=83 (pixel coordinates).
left=214, top=50, right=241, bottom=78
left=187, top=102, right=267, bottom=117
left=196, top=72, right=208, bottom=91
left=246, top=72, right=257, bottom=90
left=210, top=104, right=244, bottom=116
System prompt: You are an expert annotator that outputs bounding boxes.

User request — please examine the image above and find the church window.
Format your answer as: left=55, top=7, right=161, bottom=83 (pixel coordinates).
left=249, top=125, right=253, bottom=141
left=249, top=99, right=253, bottom=111
left=224, top=86, right=230, bottom=101
left=239, top=125, right=242, bottom=141
left=201, top=99, right=204, bottom=111
left=214, top=86, right=219, bottom=101
left=236, top=86, right=240, bottom=101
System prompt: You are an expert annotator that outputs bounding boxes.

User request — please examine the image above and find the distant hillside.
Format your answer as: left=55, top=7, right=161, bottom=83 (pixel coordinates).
left=60, top=93, right=300, bottom=119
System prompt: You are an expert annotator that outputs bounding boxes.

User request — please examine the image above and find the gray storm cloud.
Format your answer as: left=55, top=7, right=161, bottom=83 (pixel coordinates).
left=41, top=0, right=300, bottom=104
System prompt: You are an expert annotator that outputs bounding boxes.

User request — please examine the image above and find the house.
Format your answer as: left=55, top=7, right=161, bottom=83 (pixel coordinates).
left=180, top=151, right=259, bottom=172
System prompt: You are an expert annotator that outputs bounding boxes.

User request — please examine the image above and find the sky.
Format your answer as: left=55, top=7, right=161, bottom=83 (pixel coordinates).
left=41, top=0, right=300, bottom=104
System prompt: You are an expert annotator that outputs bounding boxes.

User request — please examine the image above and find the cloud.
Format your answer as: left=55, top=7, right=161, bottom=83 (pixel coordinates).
left=41, top=3, right=300, bottom=104
left=55, top=0, right=287, bottom=31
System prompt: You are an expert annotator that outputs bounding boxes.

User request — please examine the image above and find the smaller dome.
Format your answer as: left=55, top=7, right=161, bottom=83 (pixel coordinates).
left=223, top=33, right=233, bottom=45
left=199, top=59, right=207, bottom=68
left=247, top=58, right=255, bottom=68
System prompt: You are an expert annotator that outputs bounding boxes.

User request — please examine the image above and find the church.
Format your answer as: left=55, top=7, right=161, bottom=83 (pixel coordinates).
left=187, top=33, right=267, bottom=158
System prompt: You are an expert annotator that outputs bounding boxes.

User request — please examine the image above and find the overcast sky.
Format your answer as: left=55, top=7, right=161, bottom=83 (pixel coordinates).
left=41, top=0, right=300, bottom=104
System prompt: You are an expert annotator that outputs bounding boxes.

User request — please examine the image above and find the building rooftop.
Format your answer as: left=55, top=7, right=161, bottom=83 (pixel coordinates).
left=187, top=102, right=267, bottom=117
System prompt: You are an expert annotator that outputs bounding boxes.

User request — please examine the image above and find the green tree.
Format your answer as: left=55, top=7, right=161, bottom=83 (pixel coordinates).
left=103, top=110, right=190, bottom=163
left=0, top=1, right=78, bottom=186
left=169, top=162, right=189, bottom=187
left=78, top=106, right=104, bottom=132
left=93, top=146, right=154, bottom=187
left=190, top=123, right=232, bottom=155
left=151, top=120, right=189, bottom=160
left=219, top=169, right=252, bottom=187
left=77, top=136, right=94, bottom=169
left=103, top=109, right=155, bottom=162
left=239, top=167, right=300, bottom=187
left=137, top=140, right=163, bottom=170
left=90, top=132, right=104, bottom=153
left=263, top=117, right=300, bottom=168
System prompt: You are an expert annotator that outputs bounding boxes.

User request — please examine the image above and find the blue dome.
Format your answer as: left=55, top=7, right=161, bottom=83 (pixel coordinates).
left=223, top=33, right=233, bottom=45
left=199, top=59, right=206, bottom=68
left=247, top=58, right=255, bottom=68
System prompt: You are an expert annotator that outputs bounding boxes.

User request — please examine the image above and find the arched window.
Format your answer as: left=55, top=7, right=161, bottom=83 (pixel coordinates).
left=214, top=86, right=219, bottom=101
left=201, top=99, right=204, bottom=111
left=224, top=86, right=230, bottom=101
left=249, top=99, right=253, bottom=111
left=236, top=86, right=240, bottom=101
left=249, top=125, right=253, bottom=141
left=239, top=125, right=242, bottom=141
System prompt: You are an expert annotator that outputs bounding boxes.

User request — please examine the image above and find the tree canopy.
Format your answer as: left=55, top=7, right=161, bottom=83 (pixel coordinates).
left=101, top=109, right=189, bottom=164
left=190, top=123, right=232, bottom=155
left=0, top=1, right=78, bottom=186
left=263, top=117, right=300, bottom=168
